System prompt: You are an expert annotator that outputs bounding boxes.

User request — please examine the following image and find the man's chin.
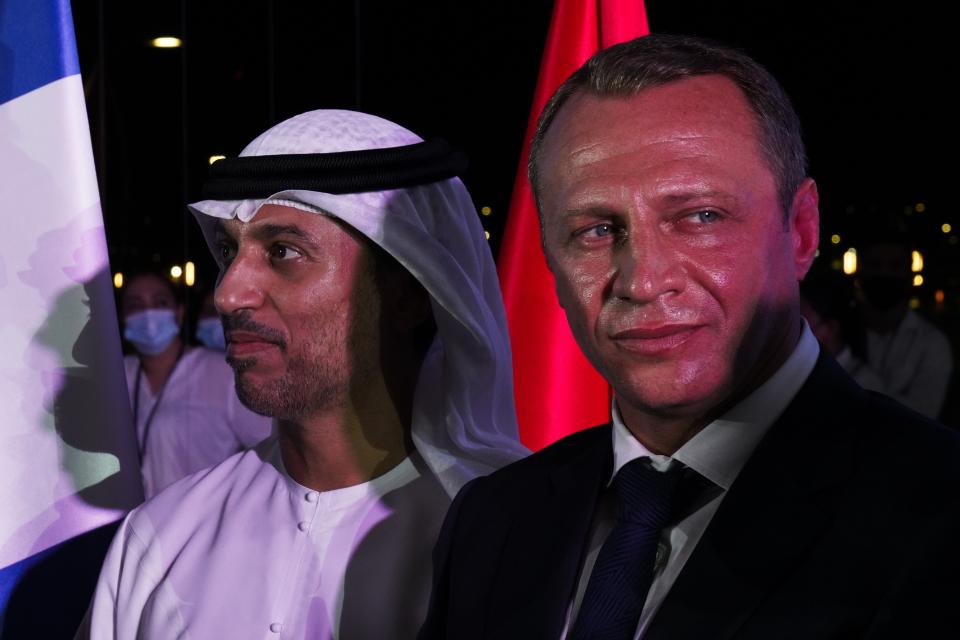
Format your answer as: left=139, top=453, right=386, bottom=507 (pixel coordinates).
left=611, top=363, right=732, bottom=421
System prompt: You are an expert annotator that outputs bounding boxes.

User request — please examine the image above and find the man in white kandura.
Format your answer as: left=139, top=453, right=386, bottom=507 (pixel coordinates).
left=81, top=110, right=528, bottom=639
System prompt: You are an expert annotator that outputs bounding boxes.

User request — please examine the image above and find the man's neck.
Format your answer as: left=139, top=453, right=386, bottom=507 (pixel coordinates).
left=138, top=338, right=184, bottom=394
left=277, top=378, right=414, bottom=493
left=618, top=317, right=803, bottom=455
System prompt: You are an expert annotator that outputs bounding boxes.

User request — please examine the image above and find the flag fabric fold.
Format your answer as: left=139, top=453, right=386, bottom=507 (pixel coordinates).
left=0, top=0, right=143, bottom=632
left=498, top=0, right=649, bottom=450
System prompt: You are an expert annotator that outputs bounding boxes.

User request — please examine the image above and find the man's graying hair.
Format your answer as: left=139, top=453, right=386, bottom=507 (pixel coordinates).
left=528, top=34, right=808, bottom=225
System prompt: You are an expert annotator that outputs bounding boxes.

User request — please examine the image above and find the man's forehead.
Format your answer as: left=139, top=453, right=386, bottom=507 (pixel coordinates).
left=215, top=203, right=342, bottom=238
left=548, top=75, right=756, bottom=147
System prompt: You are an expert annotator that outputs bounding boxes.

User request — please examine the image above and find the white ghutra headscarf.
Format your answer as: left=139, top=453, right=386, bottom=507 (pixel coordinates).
left=188, top=109, right=529, bottom=495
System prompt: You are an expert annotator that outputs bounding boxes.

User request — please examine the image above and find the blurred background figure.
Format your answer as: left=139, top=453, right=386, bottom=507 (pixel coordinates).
left=194, top=289, right=226, bottom=351
left=120, top=270, right=271, bottom=498
left=857, top=235, right=954, bottom=419
left=801, top=276, right=884, bottom=392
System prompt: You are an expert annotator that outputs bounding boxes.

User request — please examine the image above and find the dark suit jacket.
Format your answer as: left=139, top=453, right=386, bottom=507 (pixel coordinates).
left=420, top=354, right=960, bottom=639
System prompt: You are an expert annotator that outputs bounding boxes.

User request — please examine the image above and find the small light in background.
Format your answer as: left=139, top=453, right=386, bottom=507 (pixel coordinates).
left=113, top=272, right=123, bottom=289
left=184, top=261, right=196, bottom=286
left=911, top=250, right=923, bottom=273
left=830, top=234, right=841, bottom=245
left=909, top=297, right=921, bottom=309
left=942, top=223, right=952, bottom=234
left=208, top=155, right=226, bottom=165
left=150, top=36, right=182, bottom=49
left=484, top=230, right=491, bottom=240
left=935, top=289, right=945, bottom=304
left=814, top=249, right=820, bottom=258
left=913, top=274, right=924, bottom=287
left=842, top=248, right=857, bottom=275
left=915, top=202, right=926, bottom=213
left=830, top=259, right=842, bottom=271
left=480, top=206, right=493, bottom=217
left=170, top=265, right=183, bottom=279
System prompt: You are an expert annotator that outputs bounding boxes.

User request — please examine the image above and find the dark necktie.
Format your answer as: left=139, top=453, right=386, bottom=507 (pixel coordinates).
left=569, top=458, right=683, bottom=640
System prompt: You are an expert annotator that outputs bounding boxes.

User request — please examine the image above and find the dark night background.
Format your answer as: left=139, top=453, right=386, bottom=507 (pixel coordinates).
left=70, top=0, right=956, bottom=419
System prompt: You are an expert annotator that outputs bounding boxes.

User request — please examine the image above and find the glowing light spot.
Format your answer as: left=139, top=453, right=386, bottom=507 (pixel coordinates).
left=935, top=289, right=945, bottom=304
left=480, top=206, right=493, bottom=216
left=170, top=265, right=183, bottom=279
left=915, top=203, right=926, bottom=213
left=913, top=274, right=924, bottom=287
left=208, top=155, right=226, bottom=165
left=909, top=297, right=921, bottom=309
left=113, top=272, right=123, bottom=289
left=842, top=249, right=857, bottom=275
left=150, top=37, right=182, bottom=49
left=484, top=230, right=491, bottom=240
left=184, top=261, right=196, bottom=287
left=911, top=250, right=923, bottom=273
left=942, top=223, right=952, bottom=234
left=830, top=234, right=841, bottom=245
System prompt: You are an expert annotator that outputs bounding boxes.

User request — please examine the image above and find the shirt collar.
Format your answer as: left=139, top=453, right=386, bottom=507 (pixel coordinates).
left=611, top=319, right=820, bottom=490
left=263, top=436, right=422, bottom=511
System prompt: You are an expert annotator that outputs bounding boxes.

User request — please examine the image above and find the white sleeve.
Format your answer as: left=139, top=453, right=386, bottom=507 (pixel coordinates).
left=82, top=512, right=183, bottom=640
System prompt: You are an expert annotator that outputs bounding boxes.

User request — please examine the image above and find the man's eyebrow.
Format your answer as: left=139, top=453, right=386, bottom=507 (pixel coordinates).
left=656, top=189, right=737, bottom=206
left=248, top=223, right=318, bottom=244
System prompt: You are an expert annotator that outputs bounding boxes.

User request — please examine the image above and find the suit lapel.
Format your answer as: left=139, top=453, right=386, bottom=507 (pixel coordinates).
left=484, top=426, right=613, bottom=639
left=646, top=355, right=860, bottom=640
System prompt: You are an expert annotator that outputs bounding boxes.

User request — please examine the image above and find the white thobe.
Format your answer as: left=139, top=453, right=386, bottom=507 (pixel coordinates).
left=124, top=347, right=272, bottom=498
left=83, top=437, right=450, bottom=639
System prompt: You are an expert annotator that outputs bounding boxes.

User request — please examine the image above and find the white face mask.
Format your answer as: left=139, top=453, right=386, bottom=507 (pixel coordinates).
left=124, top=309, right=180, bottom=355
left=195, top=316, right=226, bottom=351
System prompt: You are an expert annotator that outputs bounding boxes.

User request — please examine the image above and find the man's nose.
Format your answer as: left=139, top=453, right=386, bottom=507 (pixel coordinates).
left=215, top=255, right=265, bottom=315
left=610, top=228, right=682, bottom=303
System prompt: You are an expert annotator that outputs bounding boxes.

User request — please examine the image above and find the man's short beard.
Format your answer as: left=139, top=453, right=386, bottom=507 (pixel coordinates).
left=223, top=278, right=382, bottom=422
left=233, top=352, right=348, bottom=420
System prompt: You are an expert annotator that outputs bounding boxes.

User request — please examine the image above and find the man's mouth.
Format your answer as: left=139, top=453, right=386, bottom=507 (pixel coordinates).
left=609, top=324, right=703, bottom=355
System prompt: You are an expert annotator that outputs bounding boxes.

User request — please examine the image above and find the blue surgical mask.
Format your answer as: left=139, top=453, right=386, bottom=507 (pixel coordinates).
left=195, top=316, right=226, bottom=351
left=124, top=309, right=180, bottom=355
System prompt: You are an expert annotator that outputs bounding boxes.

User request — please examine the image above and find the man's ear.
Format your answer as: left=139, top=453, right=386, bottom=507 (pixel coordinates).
left=789, top=178, right=820, bottom=280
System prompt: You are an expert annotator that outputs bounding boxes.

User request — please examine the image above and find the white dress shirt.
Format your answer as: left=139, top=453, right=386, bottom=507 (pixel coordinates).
left=82, top=437, right=451, bottom=639
left=124, top=347, right=273, bottom=498
left=563, top=322, right=820, bottom=639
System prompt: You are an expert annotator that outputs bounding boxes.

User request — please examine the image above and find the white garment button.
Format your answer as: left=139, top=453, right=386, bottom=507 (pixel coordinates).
left=269, top=622, right=283, bottom=633
left=297, top=521, right=309, bottom=532
left=305, top=491, right=319, bottom=503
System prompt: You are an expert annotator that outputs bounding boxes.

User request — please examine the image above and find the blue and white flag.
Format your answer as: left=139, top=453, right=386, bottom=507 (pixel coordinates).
left=0, top=0, right=143, bottom=632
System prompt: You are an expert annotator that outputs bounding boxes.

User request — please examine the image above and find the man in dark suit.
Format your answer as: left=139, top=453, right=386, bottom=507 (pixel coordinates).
left=420, top=34, right=960, bottom=639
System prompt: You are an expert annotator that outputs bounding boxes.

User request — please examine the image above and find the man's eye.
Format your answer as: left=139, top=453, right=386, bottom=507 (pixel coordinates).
left=581, top=223, right=616, bottom=238
left=691, top=210, right=721, bottom=224
left=270, top=244, right=302, bottom=261
left=217, top=242, right=236, bottom=263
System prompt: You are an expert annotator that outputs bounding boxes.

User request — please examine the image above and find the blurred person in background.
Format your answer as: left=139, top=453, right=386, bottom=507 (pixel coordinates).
left=194, top=288, right=227, bottom=351
left=800, top=275, right=883, bottom=391
left=120, top=269, right=271, bottom=498
left=858, top=235, right=953, bottom=419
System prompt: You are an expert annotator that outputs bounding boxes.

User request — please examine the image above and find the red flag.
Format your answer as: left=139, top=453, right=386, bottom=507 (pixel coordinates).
left=498, top=0, right=650, bottom=450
